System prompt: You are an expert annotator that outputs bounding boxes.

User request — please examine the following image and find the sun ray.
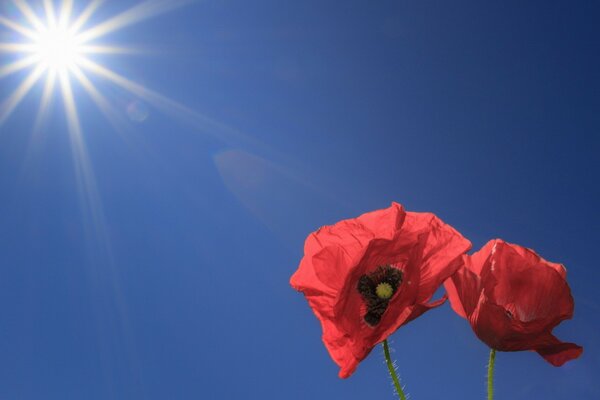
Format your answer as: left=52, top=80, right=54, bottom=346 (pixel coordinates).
left=79, top=44, right=141, bottom=55
left=0, top=43, right=36, bottom=53
left=58, top=67, right=111, bottom=257
left=58, top=68, right=96, bottom=215
left=78, top=57, right=217, bottom=126
left=70, top=65, right=126, bottom=131
left=0, top=64, right=46, bottom=125
left=59, top=69, right=85, bottom=163
left=68, top=0, right=103, bottom=34
left=11, top=0, right=46, bottom=33
left=78, top=58, right=267, bottom=151
left=76, top=58, right=172, bottom=116
left=77, top=0, right=194, bottom=43
left=0, top=15, right=38, bottom=40
left=33, top=69, right=57, bottom=133
left=58, top=0, right=74, bottom=29
left=43, top=0, right=58, bottom=28
left=16, top=70, right=57, bottom=187
left=58, top=65, right=141, bottom=390
left=0, top=54, right=40, bottom=79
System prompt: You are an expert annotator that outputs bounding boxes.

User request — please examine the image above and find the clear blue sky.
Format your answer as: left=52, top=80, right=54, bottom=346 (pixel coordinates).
left=0, top=1, right=598, bottom=398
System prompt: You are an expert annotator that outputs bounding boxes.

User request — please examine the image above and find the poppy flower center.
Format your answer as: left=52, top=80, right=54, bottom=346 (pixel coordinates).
left=357, top=265, right=403, bottom=327
left=376, top=282, right=394, bottom=299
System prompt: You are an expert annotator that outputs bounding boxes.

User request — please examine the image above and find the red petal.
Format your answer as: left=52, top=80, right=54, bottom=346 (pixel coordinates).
left=291, top=203, right=406, bottom=293
left=536, top=335, right=584, bottom=366
left=444, top=257, right=482, bottom=319
left=482, top=240, right=574, bottom=328
left=403, top=212, right=472, bottom=305
left=503, top=240, right=567, bottom=279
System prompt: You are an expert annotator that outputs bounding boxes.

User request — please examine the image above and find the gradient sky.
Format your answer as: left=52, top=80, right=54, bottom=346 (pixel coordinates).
left=0, top=1, right=598, bottom=399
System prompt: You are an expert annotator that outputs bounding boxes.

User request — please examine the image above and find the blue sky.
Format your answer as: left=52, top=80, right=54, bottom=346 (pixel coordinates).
left=0, top=1, right=598, bottom=399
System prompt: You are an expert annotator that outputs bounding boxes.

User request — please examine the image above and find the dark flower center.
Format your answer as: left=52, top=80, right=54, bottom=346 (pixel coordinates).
left=357, top=265, right=403, bottom=327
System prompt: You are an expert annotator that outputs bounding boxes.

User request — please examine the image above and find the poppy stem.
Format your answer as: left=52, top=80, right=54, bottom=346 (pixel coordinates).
left=382, top=339, right=407, bottom=400
left=487, top=348, right=496, bottom=400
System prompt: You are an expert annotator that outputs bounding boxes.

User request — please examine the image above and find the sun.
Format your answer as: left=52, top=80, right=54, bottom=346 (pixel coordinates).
left=32, top=25, right=83, bottom=72
left=0, top=0, right=195, bottom=127
left=0, top=0, right=204, bottom=277
left=0, top=0, right=96, bottom=83
left=0, top=0, right=255, bottom=271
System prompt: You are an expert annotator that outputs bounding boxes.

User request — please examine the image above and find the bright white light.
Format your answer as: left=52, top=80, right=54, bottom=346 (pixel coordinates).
left=32, top=26, right=83, bottom=71
left=0, top=0, right=197, bottom=129
left=0, top=0, right=197, bottom=125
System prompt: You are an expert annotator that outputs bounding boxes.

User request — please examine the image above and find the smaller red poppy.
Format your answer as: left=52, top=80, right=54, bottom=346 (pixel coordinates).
left=445, top=239, right=583, bottom=366
left=290, top=203, right=471, bottom=378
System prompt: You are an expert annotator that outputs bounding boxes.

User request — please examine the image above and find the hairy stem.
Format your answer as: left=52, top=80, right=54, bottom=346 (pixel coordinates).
left=488, top=348, right=496, bottom=400
left=382, top=339, right=407, bottom=400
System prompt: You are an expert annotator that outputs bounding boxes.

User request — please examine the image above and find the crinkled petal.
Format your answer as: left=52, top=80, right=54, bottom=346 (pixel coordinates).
left=444, top=256, right=482, bottom=319
left=502, top=240, right=567, bottom=279
left=535, top=334, right=583, bottom=366
left=403, top=212, right=472, bottom=305
left=482, top=240, right=574, bottom=328
left=291, top=203, right=406, bottom=293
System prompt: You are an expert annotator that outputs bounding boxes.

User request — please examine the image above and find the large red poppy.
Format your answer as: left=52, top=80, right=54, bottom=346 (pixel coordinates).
left=290, top=203, right=471, bottom=378
left=445, top=239, right=583, bottom=366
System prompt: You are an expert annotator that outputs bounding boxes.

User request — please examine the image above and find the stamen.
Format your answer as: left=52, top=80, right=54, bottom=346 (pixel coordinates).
left=357, top=265, right=403, bottom=327
left=376, top=282, right=394, bottom=299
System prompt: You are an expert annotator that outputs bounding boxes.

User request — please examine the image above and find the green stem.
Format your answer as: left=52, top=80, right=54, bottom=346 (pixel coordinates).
left=382, top=339, right=407, bottom=400
left=488, top=348, right=496, bottom=400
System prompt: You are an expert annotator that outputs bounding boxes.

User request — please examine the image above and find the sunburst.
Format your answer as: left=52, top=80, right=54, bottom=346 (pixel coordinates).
left=0, top=0, right=201, bottom=260
left=0, top=0, right=262, bottom=218
left=0, top=0, right=194, bottom=128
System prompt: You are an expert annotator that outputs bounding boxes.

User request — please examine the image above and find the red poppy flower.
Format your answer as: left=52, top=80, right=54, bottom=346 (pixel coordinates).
left=290, top=203, right=471, bottom=378
left=445, top=239, right=583, bottom=366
